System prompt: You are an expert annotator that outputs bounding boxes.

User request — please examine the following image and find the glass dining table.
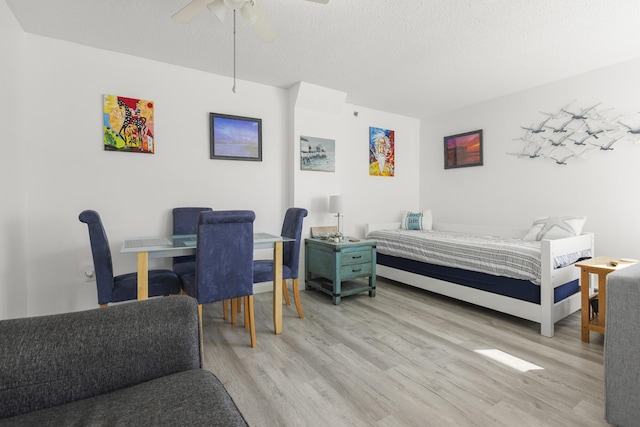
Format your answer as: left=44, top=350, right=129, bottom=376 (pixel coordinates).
left=121, top=233, right=291, bottom=334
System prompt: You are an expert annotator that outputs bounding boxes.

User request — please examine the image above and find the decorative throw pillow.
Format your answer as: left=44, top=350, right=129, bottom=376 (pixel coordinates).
left=522, top=216, right=586, bottom=241
left=401, top=210, right=433, bottom=231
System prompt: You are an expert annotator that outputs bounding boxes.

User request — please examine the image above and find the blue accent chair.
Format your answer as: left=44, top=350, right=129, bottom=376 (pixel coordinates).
left=253, top=207, right=308, bottom=319
left=79, top=210, right=181, bottom=307
left=180, top=210, right=256, bottom=348
left=172, top=207, right=213, bottom=277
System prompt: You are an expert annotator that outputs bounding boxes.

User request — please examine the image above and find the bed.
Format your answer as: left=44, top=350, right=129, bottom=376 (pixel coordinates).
left=365, top=220, right=594, bottom=337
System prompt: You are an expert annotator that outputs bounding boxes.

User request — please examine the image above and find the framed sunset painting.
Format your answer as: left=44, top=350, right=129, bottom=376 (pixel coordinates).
left=444, top=129, right=483, bottom=169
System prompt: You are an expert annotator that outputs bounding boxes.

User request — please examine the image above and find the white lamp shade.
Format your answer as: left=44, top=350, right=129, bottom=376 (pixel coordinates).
left=329, top=195, right=344, bottom=213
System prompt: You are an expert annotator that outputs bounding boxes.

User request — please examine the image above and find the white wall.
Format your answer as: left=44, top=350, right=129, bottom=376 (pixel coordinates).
left=290, top=82, right=347, bottom=233
left=290, top=83, right=421, bottom=238
left=6, top=4, right=639, bottom=317
left=421, top=58, right=640, bottom=258
left=0, top=0, right=27, bottom=319
left=340, top=104, right=421, bottom=236
left=17, top=35, right=289, bottom=317
left=0, top=4, right=420, bottom=318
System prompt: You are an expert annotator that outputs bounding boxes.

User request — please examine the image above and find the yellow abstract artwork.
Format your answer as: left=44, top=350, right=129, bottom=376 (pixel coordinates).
left=103, top=94, right=154, bottom=154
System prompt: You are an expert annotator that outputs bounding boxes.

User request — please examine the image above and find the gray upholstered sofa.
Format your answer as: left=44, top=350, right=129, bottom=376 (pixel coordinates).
left=604, top=263, right=640, bottom=427
left=0, top=296, right=247, bottom=426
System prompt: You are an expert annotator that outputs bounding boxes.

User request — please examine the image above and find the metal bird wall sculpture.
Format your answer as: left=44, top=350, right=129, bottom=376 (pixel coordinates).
left=511, top=100, right=640, bottom=165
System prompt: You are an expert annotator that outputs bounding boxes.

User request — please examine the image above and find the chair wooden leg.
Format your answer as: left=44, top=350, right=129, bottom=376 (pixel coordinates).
left=198, top=304, right=204, bottom=359
left=223, top=300, right=229, bottom=320
left=292, top=278, right=304, bottom=319
left=244, top=297, right=249, bottom=329
left=247, top=295, right=256, bottom=348
left=99, top=303, right=108, bottom=309
left=231, top=299, right=238, bottom=325
left=282, top=279, right=291, bottom=306
left=237, top=297, right=242, bottom=313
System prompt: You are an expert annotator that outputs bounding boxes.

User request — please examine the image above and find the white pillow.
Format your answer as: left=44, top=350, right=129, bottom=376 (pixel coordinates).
left=401, top=210, right=433, bottom=231
left=522, top=216, right=586, bottom=241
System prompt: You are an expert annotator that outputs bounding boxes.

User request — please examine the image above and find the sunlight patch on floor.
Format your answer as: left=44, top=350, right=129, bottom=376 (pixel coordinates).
left=474, top=349, right=543, bottom=372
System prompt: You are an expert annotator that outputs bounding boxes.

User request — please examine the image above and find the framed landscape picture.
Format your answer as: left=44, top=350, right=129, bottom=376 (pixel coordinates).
left=300, top=135, right=335, bottom=172
left=444, top=129, right=483, bottom=169
left=210, top=113, right=262, bottom=161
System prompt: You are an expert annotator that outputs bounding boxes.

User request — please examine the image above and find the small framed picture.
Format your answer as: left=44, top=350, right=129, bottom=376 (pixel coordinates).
left=300, top=135, right=335, bottom=172
left=210, top=113, right=262, bottom=161
left=444, top=129, right=483, bottom=169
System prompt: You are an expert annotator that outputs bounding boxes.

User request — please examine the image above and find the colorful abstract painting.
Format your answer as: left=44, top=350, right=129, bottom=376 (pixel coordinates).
left=300, top=135, right=335, bottom=172
left=103, top=94, right=154, bottom=153
left=369, top=127, right=395, bottom=176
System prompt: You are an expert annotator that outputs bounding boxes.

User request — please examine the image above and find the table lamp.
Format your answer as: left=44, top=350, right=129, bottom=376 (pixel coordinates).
left=329, top=195, right=344, bottom=235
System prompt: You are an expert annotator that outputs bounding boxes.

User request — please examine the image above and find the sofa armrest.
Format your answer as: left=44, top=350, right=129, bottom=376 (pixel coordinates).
left=604, top=263, right=640, bottom=426
left=0, top=296, right=201, bottom=419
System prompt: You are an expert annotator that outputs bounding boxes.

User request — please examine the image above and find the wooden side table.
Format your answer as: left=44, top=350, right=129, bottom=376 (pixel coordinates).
left=576, top=257, right=637, bottom=342
left=304, top=238, right=376, bottom=305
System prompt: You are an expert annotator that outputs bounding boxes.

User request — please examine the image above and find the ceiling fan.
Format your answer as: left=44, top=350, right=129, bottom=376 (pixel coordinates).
left=172, top=0, right=330, bottom=42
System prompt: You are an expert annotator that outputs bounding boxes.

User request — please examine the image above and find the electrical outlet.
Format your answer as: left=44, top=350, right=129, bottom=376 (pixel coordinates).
left=83, top=265, right=95, bottom=282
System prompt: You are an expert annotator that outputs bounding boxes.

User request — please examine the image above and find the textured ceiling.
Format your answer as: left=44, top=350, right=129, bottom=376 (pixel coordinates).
left=6, top=0, right=640, bottom=118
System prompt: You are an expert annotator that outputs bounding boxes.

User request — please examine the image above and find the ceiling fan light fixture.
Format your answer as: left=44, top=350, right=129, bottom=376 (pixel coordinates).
left=223, top=0, right=248, bottom=11
left=207, top=0, right=227, bottom=22
left=239, top=3, right=258, bottom=26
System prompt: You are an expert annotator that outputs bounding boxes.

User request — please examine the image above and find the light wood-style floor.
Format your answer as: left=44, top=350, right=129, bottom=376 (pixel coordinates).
left=202, top=278, right=610, bottom=427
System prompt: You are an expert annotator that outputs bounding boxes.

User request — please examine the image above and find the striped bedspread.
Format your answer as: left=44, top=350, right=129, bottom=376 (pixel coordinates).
left=367, top=229, right=589, bottom=285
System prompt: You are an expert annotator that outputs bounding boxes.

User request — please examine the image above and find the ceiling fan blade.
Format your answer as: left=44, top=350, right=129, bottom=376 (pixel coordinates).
left=305, top=0, right=329, bottom=3
left=250, top=0, right=277, bottom=42
left=172, top=0, right=216, bottom=24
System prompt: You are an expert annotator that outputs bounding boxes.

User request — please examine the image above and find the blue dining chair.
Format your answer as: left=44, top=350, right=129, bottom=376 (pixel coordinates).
left=253, top=207, right=308, bottom=319
left=79, top=210, right=181, bottom=308
left=172, top=207, right=213, bottom=278
left=180, top=210, right=256, bottom=348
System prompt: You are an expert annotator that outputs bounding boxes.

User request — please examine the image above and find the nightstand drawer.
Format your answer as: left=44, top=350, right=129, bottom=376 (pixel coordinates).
left=340, top=249, right=372, bottom=266
left=340, top=262, right=372, bottom=279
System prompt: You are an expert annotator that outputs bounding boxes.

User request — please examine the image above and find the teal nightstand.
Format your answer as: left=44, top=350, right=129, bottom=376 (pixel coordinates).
left=304, top=238, right=376, bottom=305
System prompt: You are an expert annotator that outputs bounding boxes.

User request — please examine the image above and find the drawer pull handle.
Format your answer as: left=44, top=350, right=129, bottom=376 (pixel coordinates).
left=351, top=255, right=362, bottom=259
left=352, top=268, right=362, bottom=273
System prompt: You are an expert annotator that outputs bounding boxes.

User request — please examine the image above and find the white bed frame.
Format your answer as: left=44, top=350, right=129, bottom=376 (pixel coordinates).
left=365, top=222, right=594, bottom=337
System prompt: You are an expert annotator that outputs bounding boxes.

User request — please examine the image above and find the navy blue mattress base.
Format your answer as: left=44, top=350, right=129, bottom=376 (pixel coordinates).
left=377, top=253, right=579, bottom=304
